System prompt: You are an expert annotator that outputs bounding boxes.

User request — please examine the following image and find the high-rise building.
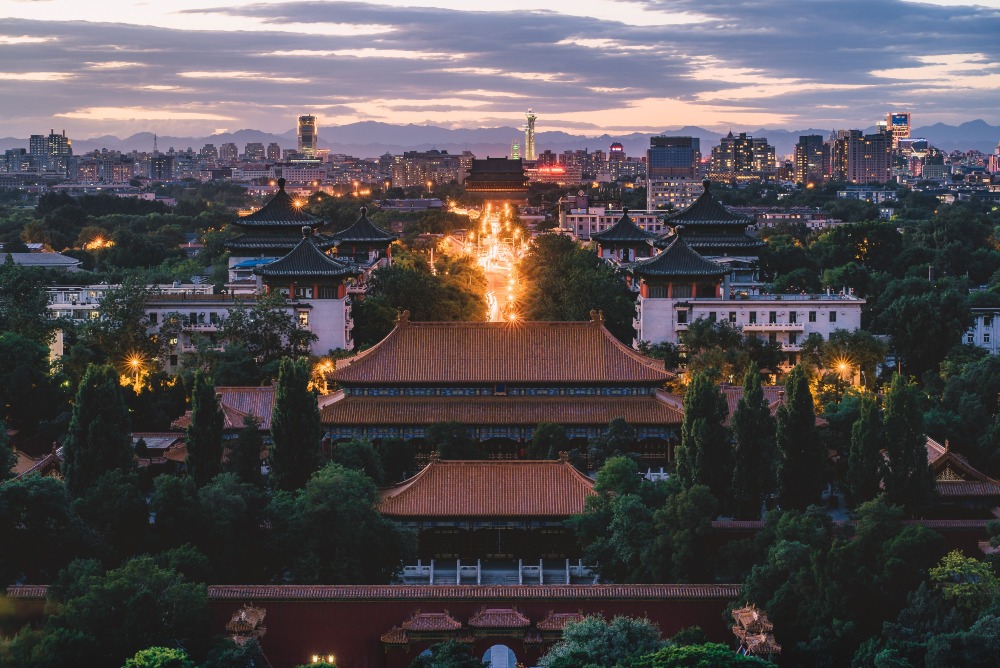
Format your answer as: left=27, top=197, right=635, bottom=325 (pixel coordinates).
left=524, top=109, right=537, bottom=161
left=244, top=142, right=265, bottom=161
left=847, top=131, right=892, bottom=184
left=201, top=144, right=218, bottom=160
left=219, top=143, right=238, bottom=163
left=709, top=132, right=775, bottom=179
left=390, top=150, right=463, bottom=187
left=646, top=136, right=701, bottom=210
left=298, top=115, right=318, bottom=158
left=793, top=135, right=828, bottom=186
left=266, top=143, right=282, bottom=161
left=886, top=112, right=910, bottom=148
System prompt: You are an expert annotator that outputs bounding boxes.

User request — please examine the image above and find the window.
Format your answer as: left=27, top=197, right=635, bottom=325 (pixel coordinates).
left=319, top=285, right=338, bottom=299
left=985, top=316, right=994, bottom=327
left=148, top=312, right=158, bottom=325
left=295, top=287, right=314, bottom=299
left=210, top=312, right=219, bottom=324
left=749, top=312, right=757, bottom=324
left=708, top=312, right=717, bottom=322
left=769, top=311, right=777, bottom=324
left=769, top=332, right=777, bottom=344
left=649, top=285, right=667, bottom=298
left=673, top=285, right=692, bottom=298
left=729, top=312, right=736, bottom=323
left=789, top=311, right=797, bottom=324
left=968, top=333, right=975, bottom=344
left=189, top=312, right=197, bottom=323
left=298, top=310, right=309, bottom=326
left=494, top=383, right=506, bottom=396
left=169, top=355, right=178, bottom=367
left=986, top=332, right=992, bottom=344
left=677, top=310, right=688, bottom=324
left=809, top=311, right=817, bottom=322
left=829, top=311, right=837, bottom=323
left=789, top=332, right=798, bottom=345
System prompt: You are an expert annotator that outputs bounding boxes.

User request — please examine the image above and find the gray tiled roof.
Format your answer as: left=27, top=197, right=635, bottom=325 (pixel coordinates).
left=333, top=207, right=398, bottom=244
left=664, top=180, right=753, bottom=227
left=590, top=209, right=656, bottom=243
left=632, top=235, right=727, bottom=277
left=253, top=233, right=358, bottom=278
left=235, top=178, right=321, bottom=227
left=226, top=232, right=336, bottom=252
left=656, top=232, right=765, bottom=251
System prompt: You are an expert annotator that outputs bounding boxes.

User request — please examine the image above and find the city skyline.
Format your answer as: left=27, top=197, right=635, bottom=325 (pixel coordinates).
left=1, top=0, right=999, bottom=139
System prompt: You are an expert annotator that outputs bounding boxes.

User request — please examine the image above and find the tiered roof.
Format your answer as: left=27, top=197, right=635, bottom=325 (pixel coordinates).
left=591, top=209, right=656, bottom=243
left=468, top=607, right=531, bottom=629
left=632, top=233, right=727, bottom=278
left=332, top=206, right=398, bottom=244
left=536, top=611, right=585, bottom=631
left=331, top=315, right=672, bottom=385
left=226, top=178, right=336, bottom=253
left=254, top=229, right=357, bottom=279
left=654, top=180, right=765, bottom=254
left=379, top=458, right=595, bottom=518
left=926, top=438, right=1000, bottom=498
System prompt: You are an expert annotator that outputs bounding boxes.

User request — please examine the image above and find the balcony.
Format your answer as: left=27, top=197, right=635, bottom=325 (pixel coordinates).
left=183, top=323, right=220, bottom=332
left=742, top=322, right=806, bottom=332
left=632, top=317, right=640, bottom=330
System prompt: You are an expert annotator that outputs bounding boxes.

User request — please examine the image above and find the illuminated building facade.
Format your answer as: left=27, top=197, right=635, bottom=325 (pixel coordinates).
left=298, top=115, right=318, bottom=158
left=886, top=112, right=911, bottom=149
left=793, top=135, right=829, bottom=186
left=266, top=142, right=282, bottom=161
left=708, top=132, right=776, bottom=181
left=464, top=157, right=529, bottom=200
left=647, top=136, right=701, bottom=210
left=391, top=150, right=464, bottom=188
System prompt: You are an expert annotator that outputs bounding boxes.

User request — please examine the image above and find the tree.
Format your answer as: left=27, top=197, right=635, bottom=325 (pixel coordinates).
left=730, top=363, right=777, bottom=519
left=882, top=374, right=936, bottom=514
left=88, top=275, right=158, bottom=362
left=376, top=438, right=416, bottom=483
left=775, top=366, right=823, bottom=510
left=846, top=396, right=884, bottom=507
left=649, top=483, right=719, bottom=583
left=539, top=615, right=665, bottom=668
left=675, top=372, right=731, bottom=501
left=123, top=647, right=195, bottom=668
left=408, top=640, right=485, bottom=668
left=928, top=550, right=999, bottom=617
left=269, top=357, right=322, bottom=491
left=0, top=422, right=15, bottom=480
left=268, top=463, right=405, bottom=583
left=528, top=422, right=569, bottom=459
left=63, top=363, right=134, bottom=496
left=185, top=372, right=224, bottom=486
left=196, top=473, right=267, bottom=583
left=0, top=259, right=53, bottom=342
left=38, top=556, right=211, bottom=667
left=0, top=332, right=65, bottom=432
left=636, top=644, right=776, bottom=667
left=330, top=439, right=384, bottom=484
left=224, top=415, right=263, bottom=488
left=219, top=292, right=317, bottom=365
left=426, top=421, right=482, bottom=460
left=149, top=474, right=200, bottom=550
left=201, top=638, right=267, bottom=668
left=73, top=470, right=149, bottom=562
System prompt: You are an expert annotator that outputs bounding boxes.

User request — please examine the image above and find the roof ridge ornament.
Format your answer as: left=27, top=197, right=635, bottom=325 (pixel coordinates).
left=397, top=310, right=410, bottom=325
left=277, top=177, right=286, bottom=190
left=703, top=178, right=711, bottom=191
left=589, top=310, right=604, bottom=325
left=302, top=225, right=312, bottom=238
left=360, top=206, right=368, bottom=217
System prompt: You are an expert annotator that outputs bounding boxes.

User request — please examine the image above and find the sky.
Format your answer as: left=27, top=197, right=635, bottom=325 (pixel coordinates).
left=1, top=0, right=999, bottom=139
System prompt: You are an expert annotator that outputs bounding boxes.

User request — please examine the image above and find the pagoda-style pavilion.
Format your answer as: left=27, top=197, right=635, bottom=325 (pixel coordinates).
left=654, top=180, right=764, bottom=260
left=464, top=158, right=529, bottom=201
left=253, top=227, right=359, bottom=352
left=590, top=209, right=656, bottom=263
left=226, top=179, right=336, bottom=289
left=632, top=232, right=728, bottom=300
left=331, top=206, right=398, bottom=267
left=379, top=457, right=595, bottom=560
left=321, top=312, right=682, bottom=461
left=926, top=437, right=1000, bottom=518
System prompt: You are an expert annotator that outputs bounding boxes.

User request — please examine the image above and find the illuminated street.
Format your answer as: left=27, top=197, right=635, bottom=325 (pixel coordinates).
left=462, top=204, right=524, bottom=322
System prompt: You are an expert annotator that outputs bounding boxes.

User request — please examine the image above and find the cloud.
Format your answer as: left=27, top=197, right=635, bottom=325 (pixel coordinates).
left=0, top=71, right=71, bottom=81
left=57, top=106, right=236, bottom=121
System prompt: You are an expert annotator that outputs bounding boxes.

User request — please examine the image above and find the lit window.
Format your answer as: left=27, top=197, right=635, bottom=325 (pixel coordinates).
left=298, top=310, right=309, bottom=326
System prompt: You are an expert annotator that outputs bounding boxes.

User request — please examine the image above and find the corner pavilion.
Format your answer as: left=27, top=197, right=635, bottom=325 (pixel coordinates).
left=321, top=312, right=683, bottom=462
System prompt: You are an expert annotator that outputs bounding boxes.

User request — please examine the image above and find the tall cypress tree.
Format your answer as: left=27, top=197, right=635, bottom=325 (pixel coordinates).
left=0, top=421, right=16, bottom=480
left=882, top=374, right=936, bottom=514
left=730, top=362, right=777, bottom=519
left=776, top=365, right=824, bottom=509
left=846, top=395, right=885, bottom=507
left=676, top=371, right=731, bottom=501
left=225, top=415, right=264, bottom=488
left=185, top=371, right=224, bottom=486
left=268, top=357, right=322, bottom=491
left=63, top=363, right=133, bottom=496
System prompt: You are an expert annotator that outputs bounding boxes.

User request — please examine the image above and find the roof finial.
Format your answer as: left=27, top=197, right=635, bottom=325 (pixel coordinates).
left=396, top=309, right=410, bottom=325
left=622, top=207, right=629, bottom=216
left=277, top=177, right=286, bottom=190
left=589, top=309, right=604, bottom=325
left=702, top=178, right=711, bottom=191
left=674, top=224, right=686, bottom=237
left=945, top=439, right=950, bottom=452
left=360, top=206, right=368, bottom=217
left=558, top=451, right=569, bottom=462
left=301, top=225, right=312, bottom=238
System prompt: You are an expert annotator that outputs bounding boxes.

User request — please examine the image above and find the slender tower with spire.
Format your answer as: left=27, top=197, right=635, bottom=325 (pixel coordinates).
left=524, top=109, right=537, bottom=161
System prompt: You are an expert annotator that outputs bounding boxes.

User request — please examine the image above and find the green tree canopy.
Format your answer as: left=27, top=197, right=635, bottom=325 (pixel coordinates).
left=185, top=371, right=224, bottom=486
left=408, top=640, right=485, bottom=668
left=539, top=615, right=665, bottom=668
left=123, top=647, right=195, bottom=668
left=635, top=644, right=776, bottom=667
left=882, top=374, right=936, bottom=514
left=846, top=396, right=884, bottom=507
left=675, top=372, right=731, bottom=502
left=269, top=357, right=322, bottom=491
left=730, top=363, right=777, bottom=519
left=775, top=366, right=823, bottom=510
left=224, top=415, right=264, bottom=488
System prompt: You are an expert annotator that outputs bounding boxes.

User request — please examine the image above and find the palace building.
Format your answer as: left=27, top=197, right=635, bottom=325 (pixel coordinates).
left=321, top=313, right=682, bottom=462
left=590, top=209, right=657, bottom=264
left=463, top=157, right=529, bottom=201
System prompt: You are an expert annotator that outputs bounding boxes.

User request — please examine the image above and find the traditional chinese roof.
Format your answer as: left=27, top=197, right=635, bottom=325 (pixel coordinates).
left=468, top=607, right=530, bottom=629
left=331, top=316, right=672, bottom=385
left=379, top=459, right=595, bottom=518
left=172, top=385, right=276, bottom=431
left=401, top=611, right=462, bottom=632
left=233, top=178, right=321, bottom=228
left=536, top=611, right=585, bottom=631
left=333, top=207, right=398, bottom=244
left=226, top=232, right=336, bottom=253
left=591, top=209, right=656, bottom=243
left=663, top=180, right=753, bottom=228
left=10, top=583, right=744, bottom=601
left=254, top=230, right=358, bottom=279
left=662, top=233, right=766, bottom=252
left=380, top=627, right=409, bottom=644
left=926, top=437, right=1000, bottom=498
left=321, top=394, right=683, bottom=427
left=632, top=234, right=727, bottom=278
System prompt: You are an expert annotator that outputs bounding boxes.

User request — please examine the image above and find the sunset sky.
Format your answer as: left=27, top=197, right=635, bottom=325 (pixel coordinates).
left=2, top=0, right=999, bottom=138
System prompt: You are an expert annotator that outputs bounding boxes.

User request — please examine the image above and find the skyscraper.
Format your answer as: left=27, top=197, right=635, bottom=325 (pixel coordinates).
left=266, top=142, right=282, bottom=161
left=646, top=136, right=701, bottom=210
left=793, top=135, right=828, bottom=186
left=709, top=132, right=775, bottom=179
left=524, top=109, right=537, bottom=161
left=885, top=112, right=911, bottom=149
left=298, top=115, right=318, bottom=158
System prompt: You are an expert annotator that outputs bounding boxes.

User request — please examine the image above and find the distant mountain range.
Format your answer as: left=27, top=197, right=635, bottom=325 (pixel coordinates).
left=2, top=120, right=997, bottom=159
